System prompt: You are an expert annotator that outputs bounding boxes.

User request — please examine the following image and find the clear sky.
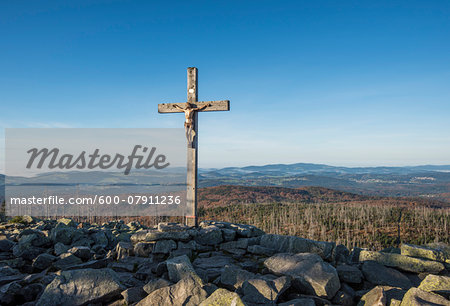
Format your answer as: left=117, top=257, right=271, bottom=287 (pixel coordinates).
left=1, top=0, right=449, bottom=170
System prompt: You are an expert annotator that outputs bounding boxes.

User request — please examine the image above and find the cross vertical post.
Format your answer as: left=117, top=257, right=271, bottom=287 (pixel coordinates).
left=158, top=67, right=230, bottom=227
left=186, top=67, right=198, bottom=227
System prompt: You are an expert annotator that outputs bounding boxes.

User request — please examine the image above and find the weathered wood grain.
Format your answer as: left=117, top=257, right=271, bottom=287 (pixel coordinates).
left=186, top=67, right=198, bottom=227
left=158, top=100, right=230, bottom=113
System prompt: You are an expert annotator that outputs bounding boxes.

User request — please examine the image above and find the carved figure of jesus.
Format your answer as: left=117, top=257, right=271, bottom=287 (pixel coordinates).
left=174, top=102, right=209, bottom=145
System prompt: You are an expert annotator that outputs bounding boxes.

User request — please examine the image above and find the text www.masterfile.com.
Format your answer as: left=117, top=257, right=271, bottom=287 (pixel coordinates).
left=9, top=195, right=183, bottom=205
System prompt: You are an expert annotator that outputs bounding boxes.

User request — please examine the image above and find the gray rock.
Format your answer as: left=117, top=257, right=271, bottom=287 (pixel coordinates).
left=92, top=231, right=108, bottom=247
left=153, top=239, right=177, bottom=254
left=196, top=244, right=214, bottom=252
left=195, top=226, right=223, bottom=245
left=425, top=242, right=450, bottom=261
left=359, top=250, right=445, bottom=273
left=155, top=261, right=168, bottom=276
left=169, top=248, right=193, bottom=260
left=222, top=228, right=237, bottom=242
left=110, top=262, right=135, bottom=273
left=131, top=230, right=191, bottom=243
left=336, top=264, right=363, bottom=284
left=92, top=244, right=106, bottom=254
left=418, top=274, right=450, bottom=299
left=242, top=276, right=291, bottom=304
left=109, top=296, right=125, bottom=306
left=199, top=288, right=245, bottom=306
left=332, top=244, right=350, bottom=264
left=225, top=248, right=246, bottom=257
left=115, top=232, right=131, bottom=243
left=20, top=283, right=44, bottom=302
left=193, top=255, right=233, bottom=270
left=362, top=261, right=412, bottom=289
left=18, top=228, right=44, bottom=239
left=22, top=268, right=49, bottom=284
left=0, top=239, right=14, bottom=252
left=22, top=215, right=36, bottom=224
left=264, top=253, right=340, bottom=299
left=121, top=286, right=146, bottom=304
left=36, top=268, right=123, bottom=306
left=260, top=234, right=335, bottom=260
left=196, top=267, right=222, bottom=283
left=203, top=283, right=219, bottom=296
left=166, top=255, right=202, bottom=283
left=143, top=278, right=171, bottom=294
left=57, top=218, right=77, bottom=227
left=350, top=247, right=363, bottom=263
left=32, top=253, right=56, bottom=270
left=129, top=230, right=148, bottom=243
left=12, top=233, right=48, bottom=260
left=70, top=237, right=94, bottom=247
left=115, top=241, right=134, bottom=259
left=230, top=223, right=265, bottom=238
left=239, top=260, right=260, bottom=273
left=219, top=265, right=256, bottom=290
left=51, top=225, right=76, bottom=245
left=53, top=253, right=82, bottom=270
left=68, top=246, right=91, bottom=260
left=0, top=266, right=20, bottom=277
left=116, top=271, right=144, bottom=288
left=178, top=240, right=197, bottom=251
left=332, top=290, right=354, bottom=306
left=401, top=243, right=447, bottom=262
left=134, top=242, right=154, bottom=257
left=220, top=239, right=248, bottom=250
left=127, top=221, right=143, bottom=231
left=136, top=275, right=207, bottom=306
left=0, top=252, right=13, bottom=261
left=63, top=258, right=109, bottom=270
left=13, top=245, right=45, bottom=261
left=358, top=286, right=406, bottom=306
left=278, top=298, right=316, bottom=306
left=381, top=246, right=401, bottom=254
left=400, top=287, right=450, bottom=306
left=70, top=231, right=86, bottom=246
left=0, top=281, right=22, bottom=305
left=358, top=286, right=386, bottom=306
left=158, top=222, right=190, bottom=232
left=341, top=282, right=357, bottom=297
left=0, top=274, right=25, bottom=286
left=248, top=245, right=276, bottom=256
left=200, top=220, right=228, bottom=228
left=248, top=236, right=262, bottom=246
left=54, top=242, right=69, bottom=256
left=0, top=258, right=26, bottom=270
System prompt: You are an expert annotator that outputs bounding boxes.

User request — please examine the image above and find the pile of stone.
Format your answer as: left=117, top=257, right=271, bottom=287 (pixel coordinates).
left=0, top=217, right=449, bottom=305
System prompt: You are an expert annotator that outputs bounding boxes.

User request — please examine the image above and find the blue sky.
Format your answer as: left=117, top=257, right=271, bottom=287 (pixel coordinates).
left=1, top=0, right=449, bottom=169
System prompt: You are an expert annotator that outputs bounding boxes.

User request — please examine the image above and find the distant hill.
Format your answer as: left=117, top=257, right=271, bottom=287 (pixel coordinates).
left=197, top=185, right=448, bottom=209
left=199, top=163, right=450, bottom=176
left=199, top=163, right=450, bottom=203
left=198, top=185, right=368, bottom=208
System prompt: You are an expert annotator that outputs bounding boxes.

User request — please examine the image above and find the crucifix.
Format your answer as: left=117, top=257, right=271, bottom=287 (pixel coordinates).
left=158, top=67, right=230, bottom=227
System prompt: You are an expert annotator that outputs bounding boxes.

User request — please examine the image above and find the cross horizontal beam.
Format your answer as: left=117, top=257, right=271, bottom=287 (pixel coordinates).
left=158, top=100, right=230, bottom=113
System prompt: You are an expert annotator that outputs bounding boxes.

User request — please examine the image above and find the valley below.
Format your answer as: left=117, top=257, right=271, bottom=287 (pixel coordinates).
left=197, top=185, right=449, bottom=251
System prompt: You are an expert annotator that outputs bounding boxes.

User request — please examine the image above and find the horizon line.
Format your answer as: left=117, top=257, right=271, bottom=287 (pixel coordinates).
left=1, top=161, right=450, bottom=176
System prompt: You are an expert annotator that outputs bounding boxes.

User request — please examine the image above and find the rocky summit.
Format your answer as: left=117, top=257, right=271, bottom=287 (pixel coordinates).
left=0, top=218, right=449, bottom=306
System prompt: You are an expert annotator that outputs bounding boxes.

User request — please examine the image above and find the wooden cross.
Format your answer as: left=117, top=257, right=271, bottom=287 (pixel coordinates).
left=158, top=67, right=230, bottom=227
